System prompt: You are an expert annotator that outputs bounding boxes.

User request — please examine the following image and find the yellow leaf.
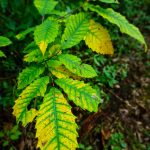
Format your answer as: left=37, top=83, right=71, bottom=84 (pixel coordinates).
left=49, top=44, right=61, bottom=57
left=13, top=77, right=49, bottom=126
left=84, top=20, right=114, bottom=55
left=22, top=109, right=38, bottom=126
left=35, top=88, right=78, bottom=150
left=39, top=41, right=48, bottom=55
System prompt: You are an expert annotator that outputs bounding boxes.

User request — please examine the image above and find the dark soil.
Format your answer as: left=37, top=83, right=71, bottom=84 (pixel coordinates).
left=78, top=48, right=150, bottom=150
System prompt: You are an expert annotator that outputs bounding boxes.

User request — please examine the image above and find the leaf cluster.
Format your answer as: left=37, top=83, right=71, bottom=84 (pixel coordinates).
left=0, top=0, right=147, bottom=149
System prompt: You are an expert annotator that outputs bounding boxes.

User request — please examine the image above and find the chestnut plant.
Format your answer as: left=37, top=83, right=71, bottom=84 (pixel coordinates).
left=2, top=0, right=145, bottom=149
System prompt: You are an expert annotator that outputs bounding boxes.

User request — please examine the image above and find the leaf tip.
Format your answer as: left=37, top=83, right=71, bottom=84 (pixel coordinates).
left=39, top=41, right=48, bottom=55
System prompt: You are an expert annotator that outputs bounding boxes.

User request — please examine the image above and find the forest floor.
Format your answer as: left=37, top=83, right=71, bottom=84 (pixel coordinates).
left=78, top=38, right=150, bottom=150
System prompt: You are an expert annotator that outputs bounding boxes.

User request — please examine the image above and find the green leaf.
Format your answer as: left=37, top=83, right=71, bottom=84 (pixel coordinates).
left=36, top=88, right=78, bottom=150
left=55, top=78, right=101, bottom=112
left=48, top=60, right=72, bottom=78
left=34, top=18, right=59, bottom=55
left=61, top=13, right=89, bottom=49
left=16, top=27, right=35, bottom=40
left=3, top=141, right=9, bottom=147
left=18, top=65, right=45, bottom=89
left=9, top=125, right=21, bottom=140
left=99, top=0, right=119, bottom=3
left=23, top=48, right=44, bottom=63
left=0, top=36, right=12, bottom=47
left=13, top=77, right=49, bottom=126
left=0, top=50, right=6, bottom=57
left=58, top=54, right=97, bottom=78
left=23, top=42, right=37, bottom=53
left=48, top=59, right=80, bottom=79
left=10, top=125, right=20, bottom=134
left=49, top=10, right=67, bottom=17
left=0, top=132, right=4, bottom=138
left=34, top=0, right=58, bottom=15
left=85, top=4, right=147, bottom=50
left=0, top=0, right=8, bottom=12
left=48, top=44, right=61, bottom=57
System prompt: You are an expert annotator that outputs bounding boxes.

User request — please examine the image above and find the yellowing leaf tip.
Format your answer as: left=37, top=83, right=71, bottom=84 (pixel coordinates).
left=39, top=41, right=48, bottom=55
